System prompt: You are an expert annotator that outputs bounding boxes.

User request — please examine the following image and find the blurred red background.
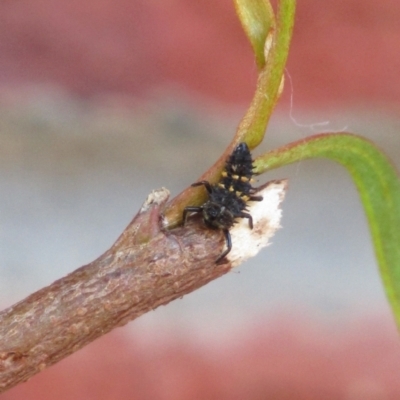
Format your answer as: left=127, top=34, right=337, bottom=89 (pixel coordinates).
left=0, top=0, right=399, bottom=109
left=4, top=318, right=400, bottom=399
left=2, top=1, right=400, bottom=398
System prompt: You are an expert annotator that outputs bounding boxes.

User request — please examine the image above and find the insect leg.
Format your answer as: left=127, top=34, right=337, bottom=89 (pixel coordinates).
left=191, top=181, right=213, bottom=194
left=183, top=206, right=203, bottom=225
left=216, top=229, right=232, bottom=263
left=249, top=195, right=263, bottom=201
left=237, top=212, right=254, bottom=229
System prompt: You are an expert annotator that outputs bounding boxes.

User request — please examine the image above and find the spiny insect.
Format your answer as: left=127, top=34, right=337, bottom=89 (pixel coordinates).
left=183, top=142, right=263, bottom=263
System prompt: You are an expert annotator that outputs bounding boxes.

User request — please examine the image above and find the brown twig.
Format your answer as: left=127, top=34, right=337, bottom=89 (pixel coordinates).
left=0, top=188, right=231, bottom=392
left=0, top=181, right=286, bottom=393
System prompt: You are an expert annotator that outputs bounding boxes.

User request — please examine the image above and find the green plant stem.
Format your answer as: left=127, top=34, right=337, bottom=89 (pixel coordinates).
left=255, top=132, right=400, bottom=328
left=163, top=0, right=296, bottom=228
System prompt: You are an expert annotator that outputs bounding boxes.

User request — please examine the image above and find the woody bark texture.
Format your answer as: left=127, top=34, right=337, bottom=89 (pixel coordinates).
left=0, top=180, right=286, bottom=393
left=0, top=188, right=231, bottom=393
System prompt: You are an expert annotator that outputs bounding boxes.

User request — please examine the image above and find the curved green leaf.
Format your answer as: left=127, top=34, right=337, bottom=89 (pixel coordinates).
left=233, top=0, right=275, bottom=68
left=255, top=133, right=400, bottom=328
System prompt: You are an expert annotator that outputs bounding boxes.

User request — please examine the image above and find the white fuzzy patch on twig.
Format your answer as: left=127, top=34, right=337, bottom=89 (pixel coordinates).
left=140, top=187, right=170, bottom=213
left=228, top=179, right=287, bottom=267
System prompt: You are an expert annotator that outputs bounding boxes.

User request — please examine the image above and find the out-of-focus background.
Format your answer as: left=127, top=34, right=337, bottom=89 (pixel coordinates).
left=2, top=1, right=400, bottom=398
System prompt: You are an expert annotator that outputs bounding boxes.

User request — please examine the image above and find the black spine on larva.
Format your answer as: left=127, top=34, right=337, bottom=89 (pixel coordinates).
left=203, top=142, right=257, bottom=229
left=225, top=142, right=254, bottom=177
left=183, top=142, right=263, bottom=263
left=220, top=142, right=255, bottom=196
